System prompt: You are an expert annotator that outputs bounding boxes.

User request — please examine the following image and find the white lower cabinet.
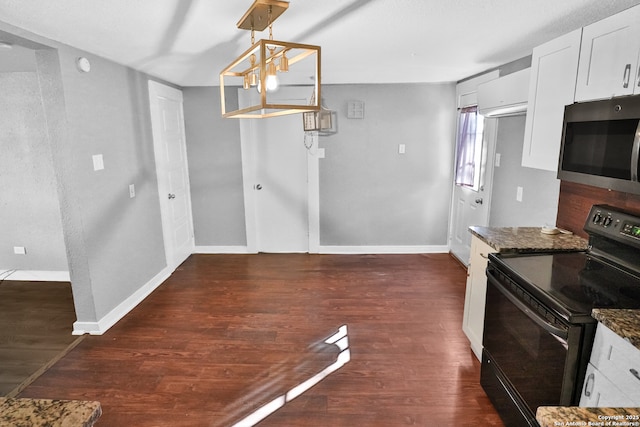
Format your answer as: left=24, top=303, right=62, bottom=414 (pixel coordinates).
left=580, top=323, right=640, bottom=407
left=581, top=363, right=637, bottom=407
left=462, top=235, right=496, bottom=361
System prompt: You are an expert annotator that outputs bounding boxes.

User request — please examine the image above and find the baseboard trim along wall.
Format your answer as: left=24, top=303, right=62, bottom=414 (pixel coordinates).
left=0, top=269, right=71, bottom=282
left=318, top=245, right=449, bottom=254
left=194, top=246, right=252, bottom=254
left=72, top=267, right=172, bottom=336
left=194, top=245, right=449, bottom=254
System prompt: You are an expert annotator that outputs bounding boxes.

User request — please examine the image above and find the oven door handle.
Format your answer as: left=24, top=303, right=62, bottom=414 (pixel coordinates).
left=487, top=270, right=569, bottom=340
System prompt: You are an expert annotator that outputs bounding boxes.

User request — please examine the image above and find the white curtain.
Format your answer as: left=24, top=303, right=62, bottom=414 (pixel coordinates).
left=454, top=106, right=482, bottom=190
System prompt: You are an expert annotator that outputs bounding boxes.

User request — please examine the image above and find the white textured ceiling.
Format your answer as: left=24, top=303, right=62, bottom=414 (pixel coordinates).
left=1, top=0, right=639, bottom=86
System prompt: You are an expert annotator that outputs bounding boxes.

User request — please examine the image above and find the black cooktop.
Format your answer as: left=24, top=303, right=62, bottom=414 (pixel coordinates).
left=492, top=251, right=640, bottom=323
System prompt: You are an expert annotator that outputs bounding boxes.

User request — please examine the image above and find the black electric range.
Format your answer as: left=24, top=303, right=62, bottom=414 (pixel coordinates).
left=495, top=250, right=640, bottom=323
left=482, top=205, right=640, bottom=426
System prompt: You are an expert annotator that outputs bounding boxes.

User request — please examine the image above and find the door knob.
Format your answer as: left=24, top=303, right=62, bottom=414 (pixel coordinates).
left=255, top=184, right=263, bottom=190
left=168, top=193, right=176, bottom=199
left=475, top=198, right=483, bottom=205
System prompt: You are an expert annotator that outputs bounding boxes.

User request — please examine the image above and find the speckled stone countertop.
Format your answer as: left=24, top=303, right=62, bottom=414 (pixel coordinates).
left=469, top=226, right=589, bottom=253
left=592, top=308, right=640, bottom=351
left=537, top=406, right=640, bottom=426
left=0, top=398, right=101, bottom=427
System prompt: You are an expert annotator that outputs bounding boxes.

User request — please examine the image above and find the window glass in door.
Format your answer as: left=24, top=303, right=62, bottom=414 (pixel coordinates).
left=455, top=106, right=485, bottom=191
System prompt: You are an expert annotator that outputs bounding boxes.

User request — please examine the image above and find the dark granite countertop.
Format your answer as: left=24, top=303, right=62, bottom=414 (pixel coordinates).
left=592, top=309, right=640, bottom=351
left=537, top=406, right=640, bottom=427
left=0, top=398, right=101, bottom=427
left=469, top=226, right=588, bottom=253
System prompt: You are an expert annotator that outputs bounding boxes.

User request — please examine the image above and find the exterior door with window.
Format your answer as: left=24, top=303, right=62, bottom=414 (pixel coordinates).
left=449, top=111, right=496, bottom=266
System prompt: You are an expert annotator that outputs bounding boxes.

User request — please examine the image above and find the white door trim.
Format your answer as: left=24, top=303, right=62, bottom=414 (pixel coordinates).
left=307, top=140, right=322, bottom=253
left=148, top=80, right=195, bottom=270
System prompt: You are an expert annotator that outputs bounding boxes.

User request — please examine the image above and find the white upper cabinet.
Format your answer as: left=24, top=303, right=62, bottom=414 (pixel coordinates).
left=522, top=29, right=582, bottom=171
left=575, top=5, right=640, bottom=102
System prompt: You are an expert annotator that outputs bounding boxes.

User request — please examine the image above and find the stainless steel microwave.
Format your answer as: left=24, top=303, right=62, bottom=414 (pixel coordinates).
left=558, top=95, right=640, bottom=195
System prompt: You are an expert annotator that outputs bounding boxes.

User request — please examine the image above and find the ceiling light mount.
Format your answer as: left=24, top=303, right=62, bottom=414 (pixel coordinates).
left=220, top=0, right=321, bottom=119
left=236, top=0, right=288, bottom=31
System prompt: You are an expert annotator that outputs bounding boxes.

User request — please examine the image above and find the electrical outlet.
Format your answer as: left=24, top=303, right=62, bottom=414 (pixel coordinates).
left=516, top=186, right=523, bottom=202
left=13, top=246, right=26, bottom=255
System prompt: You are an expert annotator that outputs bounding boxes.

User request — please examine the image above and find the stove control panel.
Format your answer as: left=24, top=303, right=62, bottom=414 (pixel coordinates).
left=621, top=223, right=640, bottom=240
left=586, top=205, right=640, bottom=246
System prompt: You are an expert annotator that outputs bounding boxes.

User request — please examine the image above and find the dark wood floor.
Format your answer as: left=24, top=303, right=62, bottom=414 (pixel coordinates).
left=0, top=280, right=82, bottom=397
left=19, top=254, right=503, bottom=426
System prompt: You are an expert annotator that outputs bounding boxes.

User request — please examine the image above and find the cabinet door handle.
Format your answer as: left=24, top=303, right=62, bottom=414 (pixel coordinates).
left=623, top=64, right=631, bottom=88
left=637, top=66, right=640, bottom=87
left=479, top=253, right=488, bottom=259
left=584, top=372, right=595, bottom=397
left=631, top=368, right=640, bottom=381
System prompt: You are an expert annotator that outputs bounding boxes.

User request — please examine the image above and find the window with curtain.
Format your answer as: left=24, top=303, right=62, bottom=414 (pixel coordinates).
left=454, top=106, right=484, bottom=191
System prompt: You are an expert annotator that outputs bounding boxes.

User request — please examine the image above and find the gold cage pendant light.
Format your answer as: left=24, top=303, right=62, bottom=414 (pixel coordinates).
left=220, top=0, right=321, bottom=118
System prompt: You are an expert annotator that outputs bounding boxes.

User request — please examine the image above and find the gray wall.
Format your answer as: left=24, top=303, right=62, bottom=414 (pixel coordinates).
left=183, top=83, right=457, bottom=248
left=489, top=115, right=559, bottom=227
left=1, top=21, right=167, bottom=324
left=182, top=87, right=246, bottom=247
left=319, top=83, right=457, bottom=246
left=0, top=71, right=68, bottom=272
left=0, top=44, right=37, bottom=72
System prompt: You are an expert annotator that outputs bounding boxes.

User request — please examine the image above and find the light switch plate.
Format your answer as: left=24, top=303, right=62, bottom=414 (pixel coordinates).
left=516, top=186, right=523, bottom=202
left=129, top=184, right=135, bottom=198
left=92, top=154, right=104, bottom=171
left=495, top=153, right=501, bottom=167
left=398, top=144, right=406, bottom=154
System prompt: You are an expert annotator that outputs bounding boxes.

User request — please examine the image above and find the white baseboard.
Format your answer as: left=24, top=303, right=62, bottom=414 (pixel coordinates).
left=194, top=245, right=448, bottom=254
left=0, top=269, right=70, bottom=282
left=318, top=245, right=449, bottom=254
left=72, top=266, right=172, bottom=336
left=194, top=246, right=252, bottom=254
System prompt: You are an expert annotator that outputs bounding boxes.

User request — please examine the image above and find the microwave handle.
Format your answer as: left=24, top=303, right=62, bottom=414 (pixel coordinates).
left=632, top=121, right=640, bottom=182
left=624, top=64, right=631, bottom=88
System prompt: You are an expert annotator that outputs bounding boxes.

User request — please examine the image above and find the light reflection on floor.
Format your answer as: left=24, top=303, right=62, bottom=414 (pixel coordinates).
left=219, top=325, right=350, bottom=427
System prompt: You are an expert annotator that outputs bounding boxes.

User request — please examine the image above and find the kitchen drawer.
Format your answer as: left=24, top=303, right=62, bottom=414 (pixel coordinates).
left=589, top=323, right=640, bottom=405
left=580, top=363, right=638, bottom=407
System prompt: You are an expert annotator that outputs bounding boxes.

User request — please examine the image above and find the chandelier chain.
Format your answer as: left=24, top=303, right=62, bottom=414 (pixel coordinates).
left=268, top=6, right=273, bottom=40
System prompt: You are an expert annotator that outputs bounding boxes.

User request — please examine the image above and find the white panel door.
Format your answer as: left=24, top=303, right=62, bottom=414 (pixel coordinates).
left=148, top=81, right=194, bottom=269
left=240, top=87, right=311, bottom=253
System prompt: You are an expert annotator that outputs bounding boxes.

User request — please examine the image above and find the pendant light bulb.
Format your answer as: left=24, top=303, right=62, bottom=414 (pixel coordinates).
left=266, top=74, right=278, bottom=91
left=266, top=61, right=278, bottom=91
